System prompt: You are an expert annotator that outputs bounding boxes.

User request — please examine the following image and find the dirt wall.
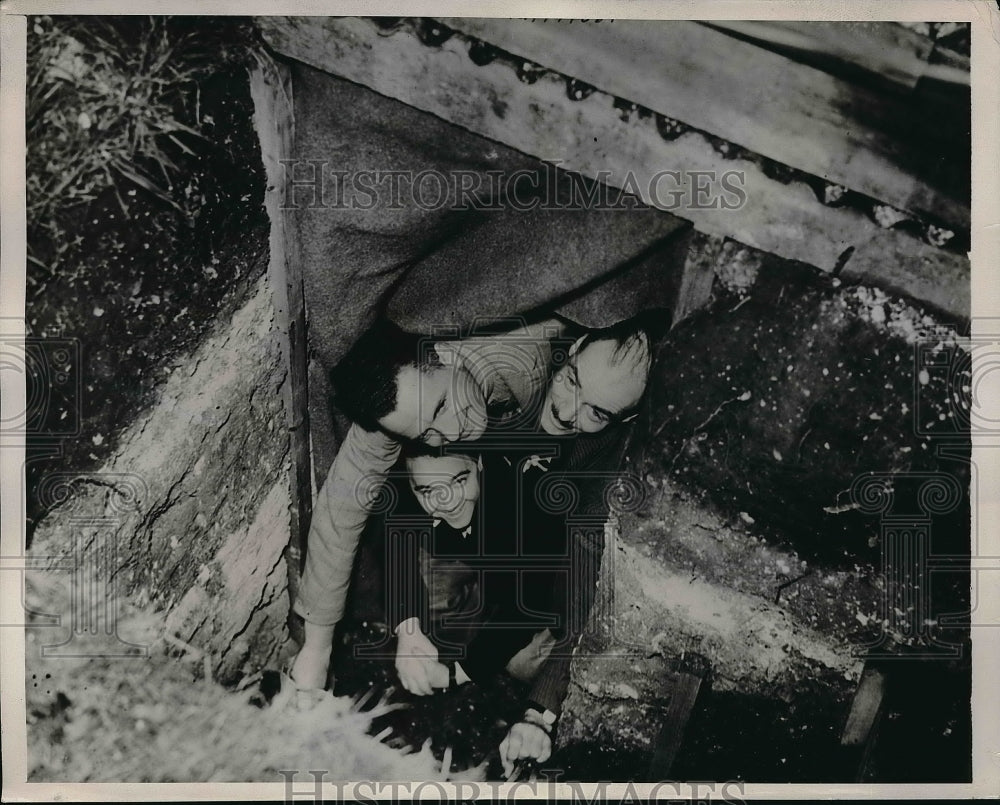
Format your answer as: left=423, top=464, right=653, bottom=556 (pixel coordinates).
left=29, top=273, right=293, bottom=685
left=555, top=255, right=971, bottom=781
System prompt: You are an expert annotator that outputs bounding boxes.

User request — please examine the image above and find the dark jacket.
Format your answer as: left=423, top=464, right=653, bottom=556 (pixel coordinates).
left=384, top=419, right=633, bottom=711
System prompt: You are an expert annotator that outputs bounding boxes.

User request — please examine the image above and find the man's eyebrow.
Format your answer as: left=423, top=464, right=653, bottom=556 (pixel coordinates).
left=589, top=404, right=613, bottom=421
left=432, top=393, right=447, bottom=419
left=413, top=470, right=467, bottom=491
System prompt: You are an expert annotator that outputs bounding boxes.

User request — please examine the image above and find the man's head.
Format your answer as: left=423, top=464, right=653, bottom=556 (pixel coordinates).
left=332, top=320, right=488, bottom=446
left=404, top=446, right=481, bottom=530
left=539, top=317, right=655, bottom=436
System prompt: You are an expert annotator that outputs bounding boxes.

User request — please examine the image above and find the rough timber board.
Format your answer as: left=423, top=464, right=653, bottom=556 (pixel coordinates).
left=646, top=670, right=704, bottom=778
left=438, top=17, right=968, bottom=230
left=700, top=20, right=946, bottom=91
left=841, top=665, right=887, bottom=747
left=249, top=55, right=311, bottom=639
left=257, top=17, right=969, bottom=320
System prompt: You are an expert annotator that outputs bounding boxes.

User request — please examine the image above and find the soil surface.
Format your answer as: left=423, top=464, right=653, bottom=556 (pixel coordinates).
left=25, top=17, right=269, bottom=541
left=613, top=262, right=971, bottom=782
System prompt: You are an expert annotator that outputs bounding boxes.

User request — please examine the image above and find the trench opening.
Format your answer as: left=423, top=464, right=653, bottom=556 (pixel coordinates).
left=22, top=16, right=972, bottom=785
left=319, top=254, right=971, bottom=782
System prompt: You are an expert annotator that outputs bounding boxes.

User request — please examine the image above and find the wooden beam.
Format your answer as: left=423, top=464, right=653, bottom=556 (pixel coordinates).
left=700, top=21, right=966, bottom=90
left=671, top=232, right=725, bottom=327
left=840, top=663, right=888, bottom=782
left=249, top=52, right=312, bottom=645
left=438, top=17, right=968, bottom=231
left=257, top=17, right=969, bottom=320
left=646, top=655, right=709, bottom=779
left=841, top=664, right=887, bottom=747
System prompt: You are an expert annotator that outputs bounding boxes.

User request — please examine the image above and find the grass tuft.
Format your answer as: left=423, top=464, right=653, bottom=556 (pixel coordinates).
left=24, top=564, right=445, bottom=783
left=26, top=15, right=257, bottom=276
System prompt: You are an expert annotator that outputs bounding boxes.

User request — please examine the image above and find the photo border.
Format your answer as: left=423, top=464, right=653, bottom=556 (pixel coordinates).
left=2, top=1, right=997, bottom=800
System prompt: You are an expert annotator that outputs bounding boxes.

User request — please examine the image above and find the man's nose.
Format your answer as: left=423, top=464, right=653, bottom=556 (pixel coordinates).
left=462, top=402, right=488, bottom=435
left=424, top=429, right=445, bottom=447
left=556, top=404, right=578, bottom=431
left=437, top=412, right=464, bottom=442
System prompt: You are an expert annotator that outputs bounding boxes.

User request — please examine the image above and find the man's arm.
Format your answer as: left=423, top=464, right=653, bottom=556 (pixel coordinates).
left=497, top=523, right=603, bottom=775
left=527, top=520, right=605, bottom=715
left=290, top=422, right=401, bottom=687
left=500, top=425, right=631, bottom=760
left=454, top=572, right=542, bottom=683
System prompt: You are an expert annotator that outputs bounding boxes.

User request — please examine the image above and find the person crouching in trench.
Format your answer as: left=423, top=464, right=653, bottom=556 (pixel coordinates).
left=385, top=445, right=558, bottom=693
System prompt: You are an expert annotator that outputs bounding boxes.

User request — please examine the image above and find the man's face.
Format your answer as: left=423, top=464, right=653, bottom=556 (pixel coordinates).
left=378, top=361, right=488, bottom=447
left=407, top=454, right=481, bottom=529
left=539, top=337, right=649, bottom=436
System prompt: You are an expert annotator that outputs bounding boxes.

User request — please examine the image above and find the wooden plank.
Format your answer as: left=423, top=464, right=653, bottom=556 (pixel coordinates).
left=840, top=663, right=888, bottom=782
left=841, top=664, right=887, bottom=747
left=646, top=672, right=703, bottom=778
left=671, top=232, right=723, bottom=327
left=257, top=17, right=969, bottom=320
left=437, top=18, right=968, bottom=231
left=249, top=53, right=313, bottom=645
left=700, top=21, right=961, bottom=90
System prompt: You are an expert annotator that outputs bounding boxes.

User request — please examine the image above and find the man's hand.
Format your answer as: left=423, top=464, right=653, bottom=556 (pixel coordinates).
left=280, top=670, right=332, bottom=711
left=500, top=717, right=552, bottom=778
left=395, top=617, right=449, bottom=696
left=290, top=621, right=335, bottom=690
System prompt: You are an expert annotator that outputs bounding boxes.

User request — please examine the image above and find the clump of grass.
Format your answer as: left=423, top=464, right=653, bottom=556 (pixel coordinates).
left=26, top=15, right=255, bottom=276
left=24, top=564, right=458, bottom=783
left=27, top=647, right=443, bottom=782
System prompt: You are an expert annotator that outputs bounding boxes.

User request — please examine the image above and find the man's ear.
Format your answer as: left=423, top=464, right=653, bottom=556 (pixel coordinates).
left=568, top=335, right=586, bottom=358
left=433, top=341, right=458, bottom=366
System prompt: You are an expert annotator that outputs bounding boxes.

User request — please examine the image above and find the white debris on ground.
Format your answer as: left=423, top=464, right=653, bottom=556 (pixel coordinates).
left=832, top=285, right=963, bottom=347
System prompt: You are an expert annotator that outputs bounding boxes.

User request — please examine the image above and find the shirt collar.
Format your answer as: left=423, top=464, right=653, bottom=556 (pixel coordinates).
left=432, top=518, right=472, bottom=538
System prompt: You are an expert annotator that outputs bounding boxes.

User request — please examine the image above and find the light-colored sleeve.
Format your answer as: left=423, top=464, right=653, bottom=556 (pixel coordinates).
left=293, top=423, right=401, bottom=626
left=468, top=318, right=559, bottom=413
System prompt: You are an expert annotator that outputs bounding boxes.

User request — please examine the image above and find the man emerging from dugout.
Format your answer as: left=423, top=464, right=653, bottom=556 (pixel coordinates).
left=291, top=313, right=658, bottom=772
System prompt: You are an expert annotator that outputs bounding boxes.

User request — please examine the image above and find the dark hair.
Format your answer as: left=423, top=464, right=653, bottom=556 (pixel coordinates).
left=330, top=319, right=442, bottom=431
left=400, top=440, right=481, bottom=464
left=575, top=309, right=667, bottom=374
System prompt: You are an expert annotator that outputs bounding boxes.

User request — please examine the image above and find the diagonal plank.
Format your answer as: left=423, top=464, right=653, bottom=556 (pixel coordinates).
left=257, top=17, right=969, bottom=320
left=438, top=17, right=969, bottom=230
left=700, top=20, right=967, bottom=90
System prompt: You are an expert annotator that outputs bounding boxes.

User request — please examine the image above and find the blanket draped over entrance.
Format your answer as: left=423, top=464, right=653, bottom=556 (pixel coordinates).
left=289, top=62, right=692, bottom=482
